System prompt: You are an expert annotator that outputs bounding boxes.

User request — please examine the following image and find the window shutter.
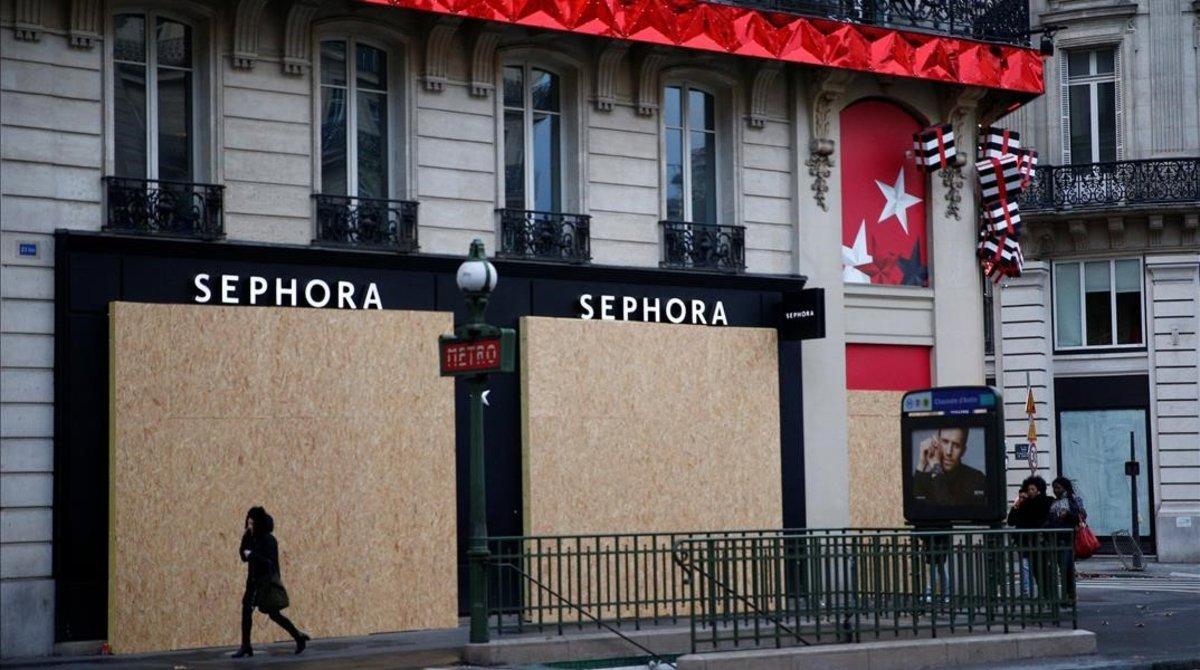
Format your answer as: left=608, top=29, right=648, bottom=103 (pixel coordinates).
left=1113, top=48, right=1124, bottom=160
left=1059, top=51, right=1071, bottom=165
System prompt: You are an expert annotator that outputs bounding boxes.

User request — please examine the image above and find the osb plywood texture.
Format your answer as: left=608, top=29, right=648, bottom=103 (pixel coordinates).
left=848, top=390, right=906, bottom=528
left=108, top=303, right=457, bottom=654
left=520, top=317, right=782, bottom=535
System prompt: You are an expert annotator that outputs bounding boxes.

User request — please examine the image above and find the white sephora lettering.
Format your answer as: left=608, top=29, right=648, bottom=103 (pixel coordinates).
left=577, top=294, right=728, bottom=326
left=192, top=274, right=383, bottom=310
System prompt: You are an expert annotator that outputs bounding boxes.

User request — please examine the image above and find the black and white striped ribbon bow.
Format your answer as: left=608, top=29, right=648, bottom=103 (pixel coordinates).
left=913, top=123, right=956, bottom=172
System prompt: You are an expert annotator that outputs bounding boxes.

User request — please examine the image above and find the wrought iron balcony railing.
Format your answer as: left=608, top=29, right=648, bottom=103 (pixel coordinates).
left=497, top=209, right=591, bottom=263
left=707, top=0, right=1030, bottom=46
left=313, top=194, right=419, bottom=252
left=1018, top=158, right=1200, bottom=214
left=660, top=221, right=746, bottom=273
left=103, top=176, right=224, bottom=239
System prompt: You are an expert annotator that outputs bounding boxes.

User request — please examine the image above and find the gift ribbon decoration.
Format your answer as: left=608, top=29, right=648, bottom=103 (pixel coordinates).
left=913, top=123, right=956, bottom=173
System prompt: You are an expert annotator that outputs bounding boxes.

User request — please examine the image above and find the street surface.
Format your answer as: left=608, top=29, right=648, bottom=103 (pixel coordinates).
left=6, top=563, right=1198, bottom=669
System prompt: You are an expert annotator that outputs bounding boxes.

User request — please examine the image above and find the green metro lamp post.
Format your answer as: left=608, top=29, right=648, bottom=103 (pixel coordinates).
left=440, top=240, right=515, bottom=644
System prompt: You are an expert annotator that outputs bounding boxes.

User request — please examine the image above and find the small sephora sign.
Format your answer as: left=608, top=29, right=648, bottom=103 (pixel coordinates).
left=778, top=289, right=825, bottom=341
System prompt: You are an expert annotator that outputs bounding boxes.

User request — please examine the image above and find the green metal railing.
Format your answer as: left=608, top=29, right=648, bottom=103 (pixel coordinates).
left=485, top=528, right=1076, bottom=652
left=486, top=529, right=795, bottom=636
left=673, top=528, right=1076, bottom=652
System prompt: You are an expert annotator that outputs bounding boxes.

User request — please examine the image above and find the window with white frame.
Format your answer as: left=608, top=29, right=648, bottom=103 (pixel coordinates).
left=662, top=84, right=717, bottom=224
left=113, top=12, right=195, bottom=181
left=1054, top=258, right=1143, bottom=349
left=319, top=38, right=392, bottom=199
left=1062, top=46, right=1121, bottom=165
left=502, top=64, right=562, bottom=212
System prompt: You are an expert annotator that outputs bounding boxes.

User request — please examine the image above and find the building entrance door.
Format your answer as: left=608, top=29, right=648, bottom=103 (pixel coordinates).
left=1059, top=409, right=1151, bottom=543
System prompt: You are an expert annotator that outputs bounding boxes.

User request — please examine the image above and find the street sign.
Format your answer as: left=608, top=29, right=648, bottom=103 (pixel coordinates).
left=439, top=330, right=515, bottom=376
left=1014, top=443, right=1029, bottom=459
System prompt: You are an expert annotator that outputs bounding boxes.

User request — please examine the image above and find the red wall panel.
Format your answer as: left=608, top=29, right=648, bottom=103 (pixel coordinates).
left=846, top=343, right=931, bottom=391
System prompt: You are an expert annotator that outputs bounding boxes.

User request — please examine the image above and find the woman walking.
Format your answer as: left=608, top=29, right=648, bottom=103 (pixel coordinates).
left=1048, top=477, right=1086, bottom=600
left=233, top=506, right=310, bottom=658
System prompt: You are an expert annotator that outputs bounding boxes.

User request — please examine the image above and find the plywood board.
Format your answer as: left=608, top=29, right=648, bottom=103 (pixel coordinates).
left=109, top=303, right=457, bottom=653
left=520, top=317, right=782, bottom=536
left=847, top=390, right=905, bottom=528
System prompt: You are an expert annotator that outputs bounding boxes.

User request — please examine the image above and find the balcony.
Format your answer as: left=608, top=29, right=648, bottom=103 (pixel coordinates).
left=660, top=221, right=746, bottom=273
left=707, top=0, right=1031, bottom=46
left=103, top=176, right=224, bottom=240
left=497, top=209, right=591, bottom=263
left=313, top=194, right=419, bottom=252
left=1019, top=158, right=1200, bottom=215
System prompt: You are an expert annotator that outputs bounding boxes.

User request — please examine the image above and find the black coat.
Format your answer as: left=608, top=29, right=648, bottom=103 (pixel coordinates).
left=240, top=530, right=280, bottom=588
left=1007, top=494, right=1052, bottom=529
left=912, top=464, right=988, bottom=506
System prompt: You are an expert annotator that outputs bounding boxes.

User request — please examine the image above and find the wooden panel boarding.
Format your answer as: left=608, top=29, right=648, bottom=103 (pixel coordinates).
left=108, top=303, right=457, bottom=653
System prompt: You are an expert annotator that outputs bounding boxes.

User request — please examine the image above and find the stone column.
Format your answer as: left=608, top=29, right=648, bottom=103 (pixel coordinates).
left=996, top=261, right=1057, bottom=495
left=1145, top=254, right=1200, bottom=562
left=792, top=69, right=852, bottom=528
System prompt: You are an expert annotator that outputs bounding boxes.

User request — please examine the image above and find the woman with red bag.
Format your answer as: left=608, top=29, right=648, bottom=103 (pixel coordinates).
left=1049, top=477, right=1090, bottom=600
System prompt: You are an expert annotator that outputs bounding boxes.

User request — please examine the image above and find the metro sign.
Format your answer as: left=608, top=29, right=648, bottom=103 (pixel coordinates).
left=439, top=331, right=515, bottom=376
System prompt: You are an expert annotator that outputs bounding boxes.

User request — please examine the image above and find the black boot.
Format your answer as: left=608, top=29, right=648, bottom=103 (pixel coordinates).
left=295, top=632, right=310, bottom=655
left=231, top=647, right=253, bottom=658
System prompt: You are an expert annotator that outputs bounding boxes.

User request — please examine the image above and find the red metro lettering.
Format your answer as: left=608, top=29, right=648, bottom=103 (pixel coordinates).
left=442, top=339, right=502, bottom=374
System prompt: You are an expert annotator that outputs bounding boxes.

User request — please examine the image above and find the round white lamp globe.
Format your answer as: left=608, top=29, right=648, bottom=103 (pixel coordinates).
left=456, top=258, right=498, bottom=294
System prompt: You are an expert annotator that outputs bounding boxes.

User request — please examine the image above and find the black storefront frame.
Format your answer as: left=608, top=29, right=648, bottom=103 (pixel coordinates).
left=52, top=230, right=807, bottom=642
left=1053, top=374, right=1155, bottom=554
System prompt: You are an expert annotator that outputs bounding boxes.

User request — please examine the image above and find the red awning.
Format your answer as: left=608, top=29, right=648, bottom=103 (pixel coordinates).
left=365, top=0, right=1044, bottom=94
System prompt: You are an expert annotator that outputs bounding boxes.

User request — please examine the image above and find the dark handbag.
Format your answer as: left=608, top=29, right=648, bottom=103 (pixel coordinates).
left=256, top=570, right=290, bottom=612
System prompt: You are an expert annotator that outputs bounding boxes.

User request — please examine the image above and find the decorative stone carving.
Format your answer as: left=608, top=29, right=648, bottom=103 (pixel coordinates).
left=1068, top=219, right=1088, bottom=250
left=940, top=164, right=965, bottom=220
left=422, top=18, right=461, bottom=92
left=70, top=0, right=102, bottom=48
left=233, top=0, right=270, bottom=69
left=13, top=0, right=42, bottom=41
left=1107, top=216, right=1125, bottom=248
left=1148, top=214, right=1165, bottom=246
left=746, top=63, right=781, bottom=129
left=593, top=42, right=628, bottom=111
left=469, top=27, right=503, bottom=97
left=635, top=48, right=665, bottom=116
left=938, top=86, right=986, bottom=220
left=805, top=139, right=835, bottom=211
left=1038, top=231, right=1056, bottom=257
left=282, top=1, right=321, bottom=76
left=804, top=69, right=852, bottom=211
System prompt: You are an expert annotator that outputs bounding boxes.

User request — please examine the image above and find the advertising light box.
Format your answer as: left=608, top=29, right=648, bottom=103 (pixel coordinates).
left=901, top=386, right=1007, bottom=525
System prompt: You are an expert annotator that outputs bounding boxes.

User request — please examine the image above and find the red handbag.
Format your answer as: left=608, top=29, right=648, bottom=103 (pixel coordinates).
left=1074, top=522, right=1100, bottom=559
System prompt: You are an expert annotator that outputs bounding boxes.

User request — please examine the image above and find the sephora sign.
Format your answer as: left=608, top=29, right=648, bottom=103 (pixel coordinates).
left=577, top=293, right=728, bottom=326
left=192, top=273, right=384, bottom=310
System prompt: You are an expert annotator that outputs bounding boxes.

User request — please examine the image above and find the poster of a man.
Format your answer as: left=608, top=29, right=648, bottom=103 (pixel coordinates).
left=912, top=427, right=988, bottom=506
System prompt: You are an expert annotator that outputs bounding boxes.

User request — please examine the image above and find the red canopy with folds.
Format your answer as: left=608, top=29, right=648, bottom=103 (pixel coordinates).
left=369, top=0, right=1044, bottom=94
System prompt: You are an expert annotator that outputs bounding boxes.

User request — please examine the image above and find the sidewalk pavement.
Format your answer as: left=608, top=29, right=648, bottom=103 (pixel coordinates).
left=1077, top=557, right=1200, bottom=579
left=7, top=558, right=1197, bottom=669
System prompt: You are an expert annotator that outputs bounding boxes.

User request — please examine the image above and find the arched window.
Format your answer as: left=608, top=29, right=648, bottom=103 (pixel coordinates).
left=502, top=63, right=563, bottom=212
left=318, top=38, right=393, bottom=199
left=839, top=99, right=928, bottom=287
left=112, top=12, right=196, bottom=181
left=662, top=83, right=717, bottom=223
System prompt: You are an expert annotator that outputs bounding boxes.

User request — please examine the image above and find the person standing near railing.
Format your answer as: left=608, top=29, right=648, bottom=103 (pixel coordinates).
left=1048, top=478, right=1087, bottom=600
left=1007, top=476, right=1052, bottom=596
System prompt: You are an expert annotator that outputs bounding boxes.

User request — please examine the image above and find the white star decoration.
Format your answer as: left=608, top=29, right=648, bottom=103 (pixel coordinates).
left=841, top=220, right=873, bottom=284
left=875, top=168, right=922, bottom=235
